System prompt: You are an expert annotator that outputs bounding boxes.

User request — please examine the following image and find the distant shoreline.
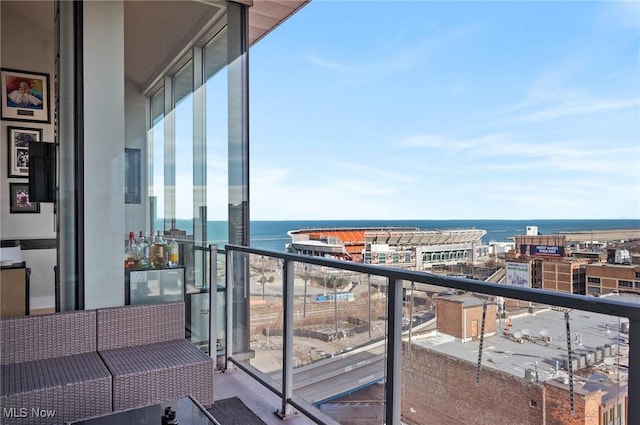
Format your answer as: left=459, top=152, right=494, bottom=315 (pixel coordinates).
left=554, top=229, right=640, bottom=242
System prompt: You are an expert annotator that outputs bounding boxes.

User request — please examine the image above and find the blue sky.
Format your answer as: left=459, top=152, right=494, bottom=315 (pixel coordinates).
left=247, top=0, right=639, bottom=220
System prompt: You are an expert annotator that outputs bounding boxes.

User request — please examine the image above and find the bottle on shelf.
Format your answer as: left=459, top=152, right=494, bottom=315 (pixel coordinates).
left=138, top=231, right=150, bottom=268
left=124, top=231, right=141, bottom=270
left=151, top=230, right=167, bottom=268
left=168, top=238, right=179, bottom=267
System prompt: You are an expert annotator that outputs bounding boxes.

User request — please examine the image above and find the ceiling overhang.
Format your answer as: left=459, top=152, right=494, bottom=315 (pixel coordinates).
left=1, top=0, right=310, bottom=93
left=127, top=0, right=310, bottom=92
left=247, top=0, right=310, bottom=46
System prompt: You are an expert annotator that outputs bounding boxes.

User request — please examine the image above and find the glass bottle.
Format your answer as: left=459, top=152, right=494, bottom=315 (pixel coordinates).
left=168, top=238, right=179, bottom=267
left=151, top=230, right=167, bottom=268
left=124, top=231, right=141, bottom=270
left=138, top=231, right=150, bottom=268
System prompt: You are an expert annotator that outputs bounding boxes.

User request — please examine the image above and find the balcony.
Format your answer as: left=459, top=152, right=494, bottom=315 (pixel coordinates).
left=3, top=244, right=637, bottom=425
left=207, top=244, right=638, bottom=425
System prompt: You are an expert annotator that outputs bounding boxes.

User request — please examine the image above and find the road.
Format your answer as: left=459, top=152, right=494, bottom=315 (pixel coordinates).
left=267, top=317, right=435, bottom=405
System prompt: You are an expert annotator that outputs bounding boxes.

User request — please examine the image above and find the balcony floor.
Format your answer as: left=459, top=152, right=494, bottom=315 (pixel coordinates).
left=213, top=368, right=323, bottom=425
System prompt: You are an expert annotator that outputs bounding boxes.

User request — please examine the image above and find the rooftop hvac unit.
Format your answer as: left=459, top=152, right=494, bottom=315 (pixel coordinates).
left=577, top=354, right=586, bottom=369
left=524, top=368, right=538, bottom=382
left=595, top=347, right=603, bottom=361
left=586, top=351, right=595, bottom=366
left=621, top=322, right=630, bottom=334
left=563, top=357, right=578, bottom=371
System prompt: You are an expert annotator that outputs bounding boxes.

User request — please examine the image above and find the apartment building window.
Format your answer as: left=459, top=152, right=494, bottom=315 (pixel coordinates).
left=635, top=271, right=640, bottom=279
left=587, top=286, right=601, bottom=295
left=587, top=276, right=601, bottom=284
left=618, top=280, right=633, bottom=288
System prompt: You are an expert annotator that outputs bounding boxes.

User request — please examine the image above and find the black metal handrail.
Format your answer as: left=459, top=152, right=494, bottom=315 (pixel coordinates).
left=220, top=244, right=639, bottom=425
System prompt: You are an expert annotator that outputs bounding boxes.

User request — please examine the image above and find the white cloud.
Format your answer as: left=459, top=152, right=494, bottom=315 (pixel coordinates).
left=516, top=98, right=640, bottom=123
left=394, top=133, right=506, bottom=151
left=326, top=159, right=414, bottom=182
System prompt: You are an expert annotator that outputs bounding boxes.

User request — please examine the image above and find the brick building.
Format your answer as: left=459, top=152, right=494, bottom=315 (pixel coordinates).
left=584, top=263, right=640, bottom=295
left=403, top=305, right=628, bottom=424
left=503, top=257, right=587, bottom=295
left=537, top=259, right=588, bottom=294
left=402, top=345, right=620, bottom=425
left=402, top=345, right=544, bottom=425
left=515, top=234, right=567, bottom=258
left=435, top=294, right=497, bottom=342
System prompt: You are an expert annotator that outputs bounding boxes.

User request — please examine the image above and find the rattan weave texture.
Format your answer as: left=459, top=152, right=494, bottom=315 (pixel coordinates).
left=0, top=312, right=112, bottom=425
left=1, top=352, right=111, bottom=395
left=96, top=301, right=185, bottom=351
left=0, top=310, right=97, bottom=364
left=99, top=339, right=211, bottom=375
left=96, top=302, right=214, bottom=411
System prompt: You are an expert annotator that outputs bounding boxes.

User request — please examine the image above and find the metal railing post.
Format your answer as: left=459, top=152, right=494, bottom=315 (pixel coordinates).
left=385, top=278, right=403, bottom=425
left=277, top=258, right=295, bottom=418
left=629, top=319, right=639, bottom=424
left=223, top=244, right=640, bottom=425
left=225, top=249, right=234, bottom=370
left=209, top=244, right=218, bottom=361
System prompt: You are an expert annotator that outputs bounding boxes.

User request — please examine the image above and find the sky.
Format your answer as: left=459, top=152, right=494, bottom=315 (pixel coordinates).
left=246, top=0, right=640, bottom=221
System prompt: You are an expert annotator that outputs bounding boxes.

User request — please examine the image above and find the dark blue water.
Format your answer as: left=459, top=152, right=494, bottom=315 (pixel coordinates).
left=165, top=219, right=640, bottom=252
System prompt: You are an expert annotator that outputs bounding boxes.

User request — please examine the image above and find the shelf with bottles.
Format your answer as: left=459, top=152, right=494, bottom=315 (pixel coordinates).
left=124, top=230, right=181, bottom=271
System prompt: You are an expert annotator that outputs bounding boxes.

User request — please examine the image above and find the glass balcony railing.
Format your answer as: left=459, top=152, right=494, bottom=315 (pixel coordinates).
left=205, top=245, right=639, bottom=425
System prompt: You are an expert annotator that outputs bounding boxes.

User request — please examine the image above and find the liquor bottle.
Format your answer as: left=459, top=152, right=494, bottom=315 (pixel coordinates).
left=138, top=231, right=150, bottom=268
left=168, top=238, right=179, bottom=267
left=124, top=231, right=141, bottom=270
left=151, top=231, right=167, bottom=268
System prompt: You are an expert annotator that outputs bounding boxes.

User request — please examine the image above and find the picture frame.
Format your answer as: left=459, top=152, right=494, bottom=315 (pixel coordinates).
left=7, top=126, right=42, bottom=178
left=125, top=148, right=141, bottom=204
left=1, top=68, right=50, bottom=123
left=9, top=183, right=40, bottom=213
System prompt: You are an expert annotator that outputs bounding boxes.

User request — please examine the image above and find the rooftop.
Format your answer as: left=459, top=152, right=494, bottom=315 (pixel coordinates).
left=412, top=294, right=637, bottom=397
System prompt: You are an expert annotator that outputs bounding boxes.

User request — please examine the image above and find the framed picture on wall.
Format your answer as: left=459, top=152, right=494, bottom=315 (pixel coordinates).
left=9, top=183, right=40, bottom=213
left=125, top=148, right=141, bottom=204
left=7, top=126, right=42, bottom=178
left=1, top=68, right=50, bottom=123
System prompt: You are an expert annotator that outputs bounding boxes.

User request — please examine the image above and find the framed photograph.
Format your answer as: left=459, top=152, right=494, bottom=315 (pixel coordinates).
left=7, top=126, right=42, bottom=178
left=9, top=183, right=40, bottom=213
left=1, top=68, right=50, bottom=123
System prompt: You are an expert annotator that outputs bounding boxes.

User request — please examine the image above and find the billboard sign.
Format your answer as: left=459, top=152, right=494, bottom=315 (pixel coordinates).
left=519, top=244, right=565, bottom=257
left=506, top=262, right=531, bottom=288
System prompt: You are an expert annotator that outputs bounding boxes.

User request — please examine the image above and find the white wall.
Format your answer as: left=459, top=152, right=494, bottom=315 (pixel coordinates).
left=83, top=1, right=126, bottom=309
left=1, top=2, right=57, bottom=311
left=124, top=78, right=149, bottom=235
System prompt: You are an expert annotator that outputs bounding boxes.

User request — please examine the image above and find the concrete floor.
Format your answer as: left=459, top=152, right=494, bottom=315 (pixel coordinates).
left=213, top=367, right=339, bottom=425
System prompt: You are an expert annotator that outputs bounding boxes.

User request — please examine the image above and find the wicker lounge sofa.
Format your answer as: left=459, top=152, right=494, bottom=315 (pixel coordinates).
left=96, top=301, right=214, bottom=411
left=0, top=310, right=112, bottom=425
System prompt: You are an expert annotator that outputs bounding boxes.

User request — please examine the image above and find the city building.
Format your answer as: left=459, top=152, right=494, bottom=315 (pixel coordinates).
left=434, top=294, right=497, bottom=342
left=514, top=233, right=568, bottom=258
left=536, top=258, right=588, bottom=294
left=585, top=263, right=640, bottom=296
left=404, top=298, right=631, bottom=425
